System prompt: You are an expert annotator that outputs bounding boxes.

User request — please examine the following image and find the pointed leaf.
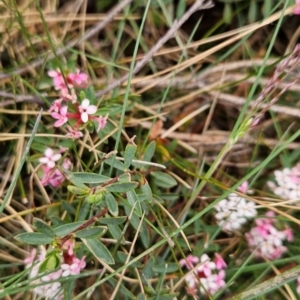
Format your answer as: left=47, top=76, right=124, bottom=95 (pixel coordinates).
left=143, top=141, right=156, bottom=162
left=153, top=263, right=179, bottom=273
left=140, top=181, right=153, bottom=203
left=140, top=222, right=150, bottom=248
left=107, top=224, right=125, bottom=244
left=150, top=171, right=177, bottom=188
left=33, top=218, right=55, bottom=237
left=117, top=252, right=142, bottom=268
left=142, top=256, right=155, bottom=280
left=61, top=201, right=76, bottom=216
left=63, top=169, right=89, bottom=189
left=78, top=201, right=91, bottom=221
left=71, top=172, right=110, bottom=184
left=105, top=193, right=119, bottom=216
left=53, top=221, right=86, bottom=237
left=82, top=238, right=114, bottom=265
left=126, top=190, right=142, bottom=216
left=124, top=137, right=137, bottom=169
left=148, top=294, right=179, bottom=300
left=118, top=173, right=131, bottom=182
left=75, top=226, right=106, bottom=239
left=104, top=156, right=125, bottom=171
left=105, top=182, right=138, bottom=193
left=98, top=217, right=127, bottom=225
left=15, top=232, right=53, bottom=245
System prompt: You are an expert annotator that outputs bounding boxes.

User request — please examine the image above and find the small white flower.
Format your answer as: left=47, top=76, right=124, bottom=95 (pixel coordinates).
left=79, top=99, right=97, bottom=123
left=236, top=200, right=257, bottom=218
left=39, top=148, right=61, bottom=168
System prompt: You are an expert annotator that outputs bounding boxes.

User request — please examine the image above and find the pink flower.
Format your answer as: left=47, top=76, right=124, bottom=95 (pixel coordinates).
left=78, top=99, right=97, bottom=123
left=297, top=277, right=300, bottom=294
left=24, top=248, right=37, bottom=265
left=49, top=100, right=62, bottom=113
left=93, top=114, right=108, bottom=132
left=197, top=254, right=216, bottom=277
left=283, top=228, right=294, bottom=242
left=40, top=157, right=71, bottom=188
left=295, top=0, right=300, bottom=15
left=41, top=167, right=64, bottom=187
left=39, top=148, right=61, bottom=168
left=237, top=181, right=248, bottom=194
left=51, top=106, right=68, bottom=127
left=179, top=254, right=199, bottom=269
left=66, top=126, right=83, bottom=139
left=214, top=253, right=227, bottom=270
left=61, top=256, right=86, bottom=277
left=62, top=240, right=74, bottom=256
left=68, top=70, right=88, bottom=87
left=48, top=69, right=70, bottom=92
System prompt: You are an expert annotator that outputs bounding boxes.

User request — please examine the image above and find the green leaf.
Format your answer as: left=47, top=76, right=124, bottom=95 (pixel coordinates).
left=153, top=263, right=179, bottom=273
left=248, top=0, right=258, bottom=23
left=71, top=172, right=110, bottom=184
left=140, top=222, right=150, bottom=248
left=108, top=277, right=135, bottom=299
left=124, top=138, right=137, bottom=169
left=86, top=193, right=105, bottom=204
left=82, top=238, right=114, bottom=264
left=50, top=217, right=65, bottom=227
left=104, top=156, right=125, bottom=171
left=107, top=224, right=125, bottom=244
left=105, top=182, right=138, bottom=193
left=142, top=256, right=155, bottom=280
left=61, top=201, right=76, bottom=216
left=33, top=218, right=55, bottom=237
left=75, top=226, right=107, bottom=239
left=39, top=254, right=60, bottom=272
left=150, top=172, right=177, bottom=188
left=140, top=181, right=152, bottom=203
left=53, top=221, right=85, bottom=237
left=137, top=293, right=146, bottom=300
left=148, top=294, right=179, bottom=300
left=98, top=217, right=127, bottom=225
left=118, top=173, right=131, bottom=182
left=67, top=185, right=90, bottom=196
left=64, top=169, right=89, bottom=189
left=15, top=232, right=53, bottom=245
left=126, top=190, right=142, bottom=216
left=143, top=141, right=156, bottom=163
left=124, top=206, right=149, bottom=248
left=78, top=201, right=91, bottom=221
left=223, top=3, right=232, bottom=24
left=117, top=252, right=142, bottom=268
left=105, top=193, right=118, bottom=217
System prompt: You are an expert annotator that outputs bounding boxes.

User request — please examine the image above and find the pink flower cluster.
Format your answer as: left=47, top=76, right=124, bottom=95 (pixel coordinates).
left=39, top=147, right=71, bottom=187
left=24, top=241, right=86, bottom=299
left=180, top=253, right=227, bottom=298
left=48, top=69, right=108, bottom=138
left=245, top=211, right=294, bottom=260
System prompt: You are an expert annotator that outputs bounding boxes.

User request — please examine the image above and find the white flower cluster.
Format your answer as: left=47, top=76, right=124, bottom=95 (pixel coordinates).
left=214, top=193, right=257, bottom=231
left=267, top=164, right=300, bottom=201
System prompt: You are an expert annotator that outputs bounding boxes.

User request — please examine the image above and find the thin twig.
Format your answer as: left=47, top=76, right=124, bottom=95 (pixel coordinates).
left=95, top=0, right=214, bottom=98
left=0, top=0, right=134, bottom=80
